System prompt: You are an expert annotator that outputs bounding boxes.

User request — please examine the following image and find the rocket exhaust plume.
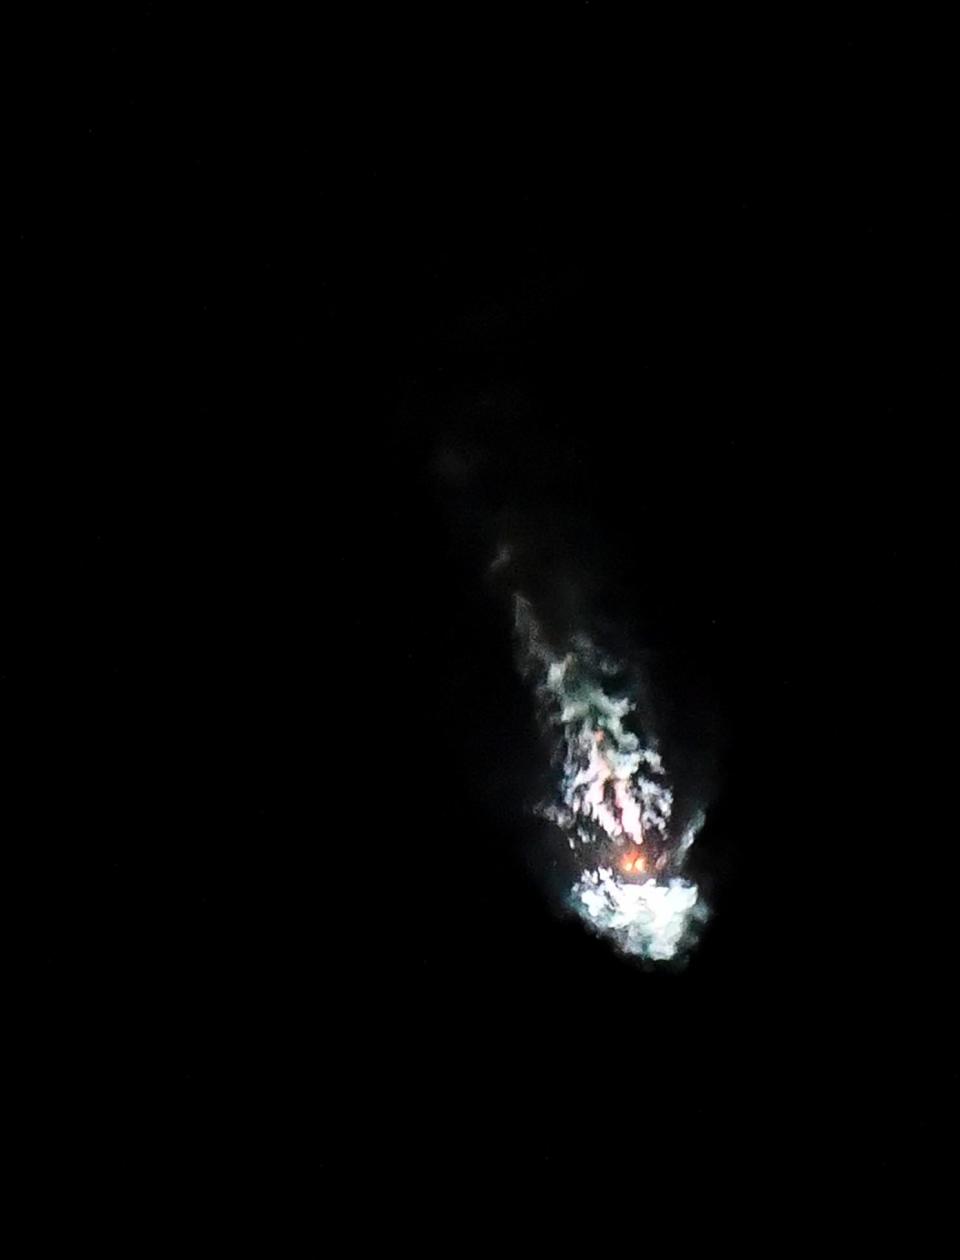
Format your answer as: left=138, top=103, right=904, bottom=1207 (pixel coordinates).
left=431, top=414, right=711, bottom=962
left=514, top=593, right=708, bottom=962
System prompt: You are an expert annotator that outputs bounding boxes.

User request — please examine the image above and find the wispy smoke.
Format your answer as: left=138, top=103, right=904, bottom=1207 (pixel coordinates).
left=514, top=593, right=708, bottom=962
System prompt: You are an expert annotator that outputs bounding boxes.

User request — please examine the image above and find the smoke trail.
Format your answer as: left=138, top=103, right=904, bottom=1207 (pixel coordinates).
left=430, top=396, right=711, bottom=961
left=514, top=593, right=708, bottom=962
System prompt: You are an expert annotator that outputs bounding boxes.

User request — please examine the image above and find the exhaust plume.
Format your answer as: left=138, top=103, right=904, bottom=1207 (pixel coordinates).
left=514, top=593, right=708, bottom=962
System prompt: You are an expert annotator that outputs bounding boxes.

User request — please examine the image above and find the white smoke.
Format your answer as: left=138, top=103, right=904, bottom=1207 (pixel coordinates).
left=515, top=594, right=708, bottom=962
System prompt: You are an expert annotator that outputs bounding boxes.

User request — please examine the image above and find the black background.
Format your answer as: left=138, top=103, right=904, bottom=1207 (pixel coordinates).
left=10, top=7, right=955, bottom=1224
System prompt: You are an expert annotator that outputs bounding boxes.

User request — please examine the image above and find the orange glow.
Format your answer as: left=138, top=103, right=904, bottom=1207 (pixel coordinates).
left=621, top=854, right=646, bottom=875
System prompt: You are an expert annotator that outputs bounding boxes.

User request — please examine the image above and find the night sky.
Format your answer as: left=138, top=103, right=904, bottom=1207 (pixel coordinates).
left=12, top=9, right=955, bottom=1225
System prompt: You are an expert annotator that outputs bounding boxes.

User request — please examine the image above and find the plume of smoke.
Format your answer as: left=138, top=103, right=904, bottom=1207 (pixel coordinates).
left=514, top=593, right=708, bottom=962
left=429, top=392, right=711, bottom=962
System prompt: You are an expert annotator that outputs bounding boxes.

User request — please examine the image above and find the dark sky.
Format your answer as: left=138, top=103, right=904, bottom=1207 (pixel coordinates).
left=11, top=8, right=954, bottom=1222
